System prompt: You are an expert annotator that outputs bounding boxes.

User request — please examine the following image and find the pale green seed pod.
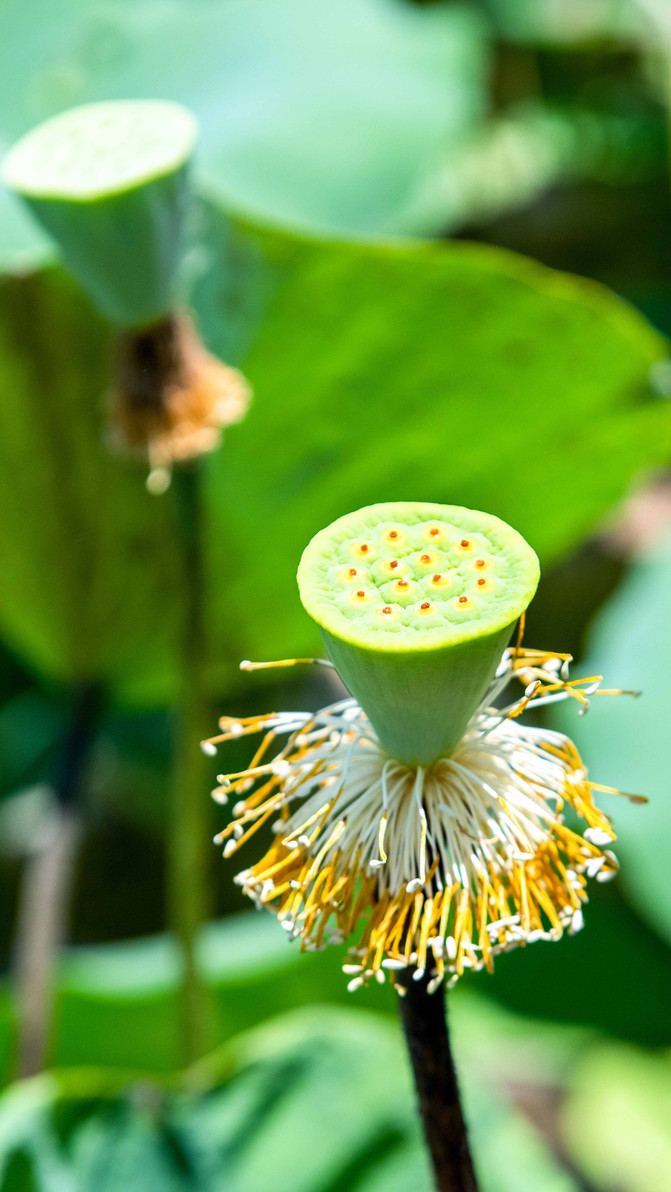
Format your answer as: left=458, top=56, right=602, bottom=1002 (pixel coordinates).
left=2, top=100, right=197, bottom=328
left=298, top=502, right=540, bottom=765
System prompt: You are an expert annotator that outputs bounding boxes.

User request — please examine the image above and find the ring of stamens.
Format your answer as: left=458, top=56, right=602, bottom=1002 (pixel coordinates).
left=206, top=647, right=635, bottom=994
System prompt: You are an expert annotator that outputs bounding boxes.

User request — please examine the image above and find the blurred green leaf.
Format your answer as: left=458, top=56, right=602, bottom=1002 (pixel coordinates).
left=0, top=1011, right=426, bottom=1192
left=0, top=0, right=486, bottom=245
left=464, top=1085, right=579, bottom=1192
left=0, top=267, right=180, bottom=694
left=0, top=690, right=65, bottom=800
left=0, top=1006, right=583, bottom=1192
left=52, top=915, right=373, bottom=1074
left=562, top=1043, right=671, bottom=1192
left=0, top=1075, right=194, bottom=1192
left=478, top=882, right=671, bottom=1046
left=186, top=1008, right=431, bottom=1192
left=554, top=536, right=671, bottom=945
left=0, top=188, right=49, bottom=273
left=488, top=0, right=640, bottom=45
left=427, top=101, right=666, bottom=233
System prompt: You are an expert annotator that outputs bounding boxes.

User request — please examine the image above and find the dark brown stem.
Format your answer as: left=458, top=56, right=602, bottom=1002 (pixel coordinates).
left=115, top=314, right=184, bottom=417
left=14, top=682, right=102, bottom=1077
left=399, top=972, right=479, bottom=1192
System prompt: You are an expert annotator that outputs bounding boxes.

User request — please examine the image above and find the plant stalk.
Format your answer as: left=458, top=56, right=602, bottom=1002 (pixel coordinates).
left=14, top=681, right=102, bottom=1078
left=169, top=462, right=213, bottom=1064
left=399, top=972, right=479, bottom=1192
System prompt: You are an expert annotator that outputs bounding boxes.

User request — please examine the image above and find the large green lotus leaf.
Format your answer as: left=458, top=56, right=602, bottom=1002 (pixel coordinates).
left=0, top=191, right=670, bottom=701
left=197, top=207, right=671, bottom=688
left=562, top=1044, right=671, bottom=1192
left=553, top=536, right=671, bottom=946
left=1, top=202, right=670, bottom=701
left=0, top=0, right=486, bottom=248
left=0, top=1007, right=581, bottom=1192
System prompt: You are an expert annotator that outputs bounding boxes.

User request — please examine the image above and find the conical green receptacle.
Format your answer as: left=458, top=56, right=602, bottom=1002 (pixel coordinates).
left=298, top=502, right=540, bottom=766
left=2, top=100, right=198, bottom=328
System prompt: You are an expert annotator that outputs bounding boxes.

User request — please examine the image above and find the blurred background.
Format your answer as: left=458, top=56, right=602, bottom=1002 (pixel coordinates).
left=0, top=1, right=670, bottom=1189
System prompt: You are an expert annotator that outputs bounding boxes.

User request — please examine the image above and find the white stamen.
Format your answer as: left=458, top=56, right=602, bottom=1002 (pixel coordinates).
left=584, top=827, right=613, bottom=846
left=586, top=856, right=606, bottom=878
left=570, top=909, right=584, bottom=933
left=597, top=866, right=618, bottom=883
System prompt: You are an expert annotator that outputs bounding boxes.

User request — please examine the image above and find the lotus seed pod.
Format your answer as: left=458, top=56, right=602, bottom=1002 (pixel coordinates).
left=298, top=502, right=540, bottom=765
left=2, top=100, right=198, bottom=328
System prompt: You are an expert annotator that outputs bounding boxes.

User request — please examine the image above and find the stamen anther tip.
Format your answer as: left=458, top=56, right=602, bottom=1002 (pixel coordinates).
left=146, top=467, right=171, bottom=496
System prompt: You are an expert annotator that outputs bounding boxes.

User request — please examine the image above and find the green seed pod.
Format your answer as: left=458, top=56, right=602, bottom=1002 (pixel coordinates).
left=2, top=100, right=197, bottom=328
left=298, top=502, right=539, bottom=765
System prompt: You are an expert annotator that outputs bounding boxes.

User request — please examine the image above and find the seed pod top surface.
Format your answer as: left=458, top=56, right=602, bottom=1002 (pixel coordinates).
left=2, top=100, right=197, bottom=202
left=298, top=501, right=539, bottom=655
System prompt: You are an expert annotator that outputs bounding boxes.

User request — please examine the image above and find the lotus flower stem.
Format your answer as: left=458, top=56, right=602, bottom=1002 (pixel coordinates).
left=170, top=462, right=214, bottom=1064
left=399, top=975, right=478, bottom=1192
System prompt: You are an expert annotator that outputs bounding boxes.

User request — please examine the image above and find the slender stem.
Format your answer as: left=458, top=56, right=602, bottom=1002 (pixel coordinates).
left=399, top=972, right=479, bottom=1192
left=169, top=462, right=213, bottom=1064
left=14, top=681, right=102, bottom=1078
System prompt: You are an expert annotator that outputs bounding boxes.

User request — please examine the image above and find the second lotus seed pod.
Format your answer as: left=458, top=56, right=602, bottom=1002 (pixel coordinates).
left=3, top=100, right=197, bottom=328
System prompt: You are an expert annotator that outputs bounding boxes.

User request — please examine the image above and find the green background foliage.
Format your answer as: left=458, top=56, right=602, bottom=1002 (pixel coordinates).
left=0, top=0, right=671, bottom=1189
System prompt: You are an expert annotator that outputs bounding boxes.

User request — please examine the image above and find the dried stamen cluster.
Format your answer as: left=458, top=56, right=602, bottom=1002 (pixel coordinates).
left=111, top=313, right=250, bottom=493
